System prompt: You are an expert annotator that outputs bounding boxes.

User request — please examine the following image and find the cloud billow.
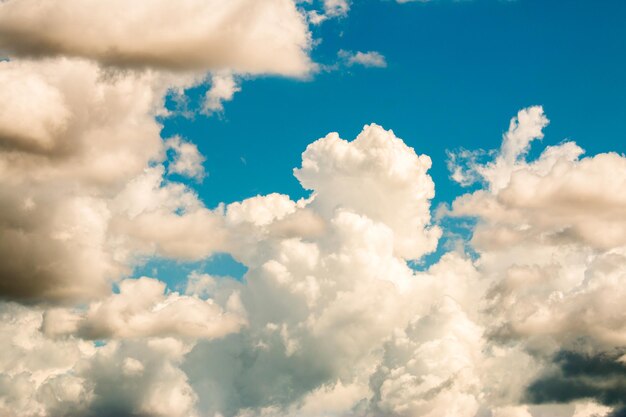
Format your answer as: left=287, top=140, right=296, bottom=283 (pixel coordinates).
left=0, top=1, right=625, bottom=416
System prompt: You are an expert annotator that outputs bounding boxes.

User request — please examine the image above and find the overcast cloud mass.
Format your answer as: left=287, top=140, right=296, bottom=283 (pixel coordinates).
left=0, top=0, right=624, bottom=416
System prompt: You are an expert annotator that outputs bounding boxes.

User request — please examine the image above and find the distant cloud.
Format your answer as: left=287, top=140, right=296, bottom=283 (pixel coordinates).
left=339, top=50, right=388, bottom=68
left=309, top=0, right=351, bottom=25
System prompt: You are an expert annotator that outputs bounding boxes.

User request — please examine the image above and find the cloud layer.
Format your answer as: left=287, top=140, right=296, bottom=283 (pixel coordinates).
left=0, top=1, right=624, bottom=416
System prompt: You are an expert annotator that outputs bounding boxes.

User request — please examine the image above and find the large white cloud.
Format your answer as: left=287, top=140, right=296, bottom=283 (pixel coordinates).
left=446, top=106, right=626, bottom=414
left=43, top=277, right=246, bottom=340
left=0, top=302, right=204, bottom=417
left=0, top=0, right=314, bottom=76
left=0, top=58, right=205, bottom=302
left=295, top=124, right=441, bottom=260
left=3, top=102, right=624, bottom=416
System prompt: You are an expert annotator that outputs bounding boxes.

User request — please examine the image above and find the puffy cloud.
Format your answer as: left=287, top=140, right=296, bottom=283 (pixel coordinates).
left=0, top=303, right=94, bottom=417
left=369, top=298, right=484, bottom=417
left=339, top=50, right=388, bottom=68
left=295, top=124, right=441, bottom=259
left=0, top=65, right=70, bottom=153
left=43, top=277, right=246, bottom=340
left=448, top=105, right=551, bottom=192
left=0, top=58, right=204, bottom=303
left=180, top=125, right=466, bottom=417
left=0, top=302, right=200, bottom=417
left=446, top=106, right=626, bottom=414
left=2, top=39, right=625, bottom=417
left=0, top=0, right=314, bottom=76
left=165, top=137, right=206, bottom=181
left=203, top=73, right=241, bottom=115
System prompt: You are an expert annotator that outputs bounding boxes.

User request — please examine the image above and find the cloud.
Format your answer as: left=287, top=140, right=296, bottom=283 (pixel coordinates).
left=5, top=104, right=626, bottom=416
left=43, top=277, right=246, bottom=340
left=444, top=106, right=626, bottom=414
left=308, top=0, right=351, bottom=25
left=165, top=137, right=206, bottom=181
left=526, top=350, right=626, bottom=413
left=1, top=11, right=625, bottom=414
left=203, top=73, right=241, bottom=115
left=0, top=58, right=203, bottom=303
left=0, top=0, right=315, bottom=76
left=295, top=124, right=440, bottom=259
left=339, top=50, right=388, bottom=68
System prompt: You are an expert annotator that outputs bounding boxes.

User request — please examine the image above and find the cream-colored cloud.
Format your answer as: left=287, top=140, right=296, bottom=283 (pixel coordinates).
left=0, top=59, right=205, bottom=302
left=295, top=124, right=441, bottom=259
left=446, top=106, right=626, bottom=413
left=0, top=65, right=71, bottom=153
left=3, top=60, right=626, bottom=417
left=0, top=0, right=314, bottom=76
left=204, top=73, right=241, bottom=114
left=44, top=277, right=246, bottom=340
left=370, top=298, right=484, bottom=417
left=165, top=136, right=206, bottom=181
left=0, top=301, right=214, bottom=417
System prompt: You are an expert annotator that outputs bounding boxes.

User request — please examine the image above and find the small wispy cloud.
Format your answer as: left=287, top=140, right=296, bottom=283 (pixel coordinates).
left=339, top=50, right=388, bottom=68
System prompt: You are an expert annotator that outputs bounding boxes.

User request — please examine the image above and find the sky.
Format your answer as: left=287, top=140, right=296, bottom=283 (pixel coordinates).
left=0, top=1, right=626, bottom=417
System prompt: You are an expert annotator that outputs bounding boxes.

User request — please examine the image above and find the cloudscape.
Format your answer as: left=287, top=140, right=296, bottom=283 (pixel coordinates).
left=0, top=1, right=625, bottom=416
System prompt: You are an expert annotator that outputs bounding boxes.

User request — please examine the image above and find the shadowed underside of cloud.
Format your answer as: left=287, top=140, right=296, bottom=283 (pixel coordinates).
left=526, top=350, right=626, bottom=414
left=0, top=0, right=314, bottom=76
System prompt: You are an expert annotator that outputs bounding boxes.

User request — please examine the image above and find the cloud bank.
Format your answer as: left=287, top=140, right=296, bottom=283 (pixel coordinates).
left=0, top=1, right=624, bottom=417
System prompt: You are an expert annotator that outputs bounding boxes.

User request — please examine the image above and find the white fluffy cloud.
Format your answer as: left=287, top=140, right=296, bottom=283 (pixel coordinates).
left=2, top=103, right=625, bottom=416
left=0, top=58, right=171, bottom=302
left=0, top=303, right=202, bottom=417
left=165, top=136, right=206, bottom=181
left=295, top=124, right=441, bottom=259
left=43, top=277, right=246, bottom=340
left=445, top=106, right=626, bottom=414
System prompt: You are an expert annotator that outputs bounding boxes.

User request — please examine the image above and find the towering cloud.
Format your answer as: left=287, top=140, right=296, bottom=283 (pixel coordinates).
left=447, top=106, right=626, bottom=415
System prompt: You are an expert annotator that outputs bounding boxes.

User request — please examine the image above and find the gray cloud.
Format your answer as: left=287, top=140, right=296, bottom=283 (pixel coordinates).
left=526, top=350, right=626, bottom=410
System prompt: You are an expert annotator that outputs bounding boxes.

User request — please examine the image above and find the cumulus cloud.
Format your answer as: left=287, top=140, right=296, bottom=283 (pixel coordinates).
left=4, top=99, right=626, bottom=416
left=43, top=277, right=246, bottom=340
left=1, top=4, right=624, bottom=413
left=0, top=0, right=315, bottom=76
left=0, top=58, right=204, bottom=302
left=295, top=124, right=441, bottom=259
left=445, top=106, right=626, bottom=414
left=0, top=302, right=202, bottom=417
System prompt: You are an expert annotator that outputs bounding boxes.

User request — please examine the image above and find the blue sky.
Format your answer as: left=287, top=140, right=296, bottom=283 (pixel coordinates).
left=165, top=0, right=625, bottom=209
left=154, top=0, right=626, bottom=282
